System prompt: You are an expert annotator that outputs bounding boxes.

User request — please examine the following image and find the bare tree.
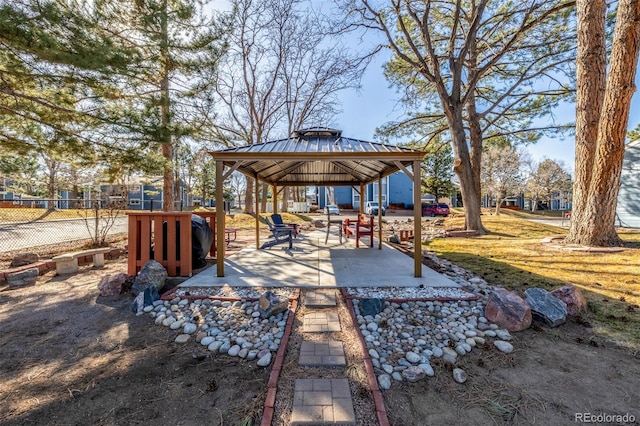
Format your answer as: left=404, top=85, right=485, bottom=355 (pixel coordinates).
left=526, top=159, right=572, bottom=212
left=338, top=0, right=576, bottom=233
left=212, top=0, right=364, bottom=213
left=566, top=0, right=640, bottom=246
left=481, top=145, right=524, bottom=215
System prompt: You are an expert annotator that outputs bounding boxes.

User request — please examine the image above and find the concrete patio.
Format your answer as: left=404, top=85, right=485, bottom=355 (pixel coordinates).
left=179, top=230, right=459, bottom=289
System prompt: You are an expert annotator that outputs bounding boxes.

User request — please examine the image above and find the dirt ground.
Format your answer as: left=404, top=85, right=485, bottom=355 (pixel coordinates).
left=1, top=227, right=640, bottom=425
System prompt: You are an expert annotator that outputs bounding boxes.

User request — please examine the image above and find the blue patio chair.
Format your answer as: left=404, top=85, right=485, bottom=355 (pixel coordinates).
left=261, top=216, right=294, bottom=249
left=271, top=213, right=300, bottom=237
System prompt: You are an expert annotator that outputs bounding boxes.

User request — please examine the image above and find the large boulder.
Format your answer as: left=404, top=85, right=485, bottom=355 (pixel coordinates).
left=524, top=288, right=567, bottom=327
left=131, top=260, right=167, bottom=296
left=259, top=290, right=288, bottom=318
left=98, top=272, right=133, bottom=296
left=10, top=253, right=39, bottom=268
left=6, top=268, right=38, bottom=288
left=484, top=288, right=532, bottom=332
left=360, top=298, right=385, bottom=316
left=551, top=285, right=587, bottom=316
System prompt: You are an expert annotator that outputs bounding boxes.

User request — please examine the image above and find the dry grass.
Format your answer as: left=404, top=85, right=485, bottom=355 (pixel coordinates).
left=0, top=207, right=107, bottom=222
left=424, top=210, right=640, bottom=350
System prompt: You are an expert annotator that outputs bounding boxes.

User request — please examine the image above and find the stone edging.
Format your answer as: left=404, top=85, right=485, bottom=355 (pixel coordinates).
left=260, top=288, right=300, bottom=426
left=341, top=288, right=390, bottom=426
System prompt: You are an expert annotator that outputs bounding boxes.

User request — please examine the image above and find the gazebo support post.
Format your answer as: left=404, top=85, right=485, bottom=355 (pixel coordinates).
left=255, top=176, right=260, bottom=248
left=273, top=184, right=278, bottom=214
left=377, top=175, right=383, bottom=249
left=215, top=160, right=225, bottom=277
left=413, top=160, right=422, bottom=277
left=359, top=183, right=365, bottom=214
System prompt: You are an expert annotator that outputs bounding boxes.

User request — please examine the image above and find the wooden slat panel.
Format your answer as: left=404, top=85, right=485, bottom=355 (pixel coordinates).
left=166, top=216, right=177, bottom=276
left=140, top=216, right=151, bottom=273
left=127, top=215, right=139, bottom=275
left=153, top=216, right=163, bottom=265
left=179, top=215, right=192, bottom=277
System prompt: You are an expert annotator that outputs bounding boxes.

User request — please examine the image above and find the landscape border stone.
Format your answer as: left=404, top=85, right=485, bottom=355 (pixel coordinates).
left=341, top=288, right=390, bottom=426
left=260, top=288, right=300, bottom=426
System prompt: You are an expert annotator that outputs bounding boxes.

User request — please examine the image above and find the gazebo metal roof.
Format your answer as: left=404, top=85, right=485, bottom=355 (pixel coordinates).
left=210, top=127, right=425, bottom=186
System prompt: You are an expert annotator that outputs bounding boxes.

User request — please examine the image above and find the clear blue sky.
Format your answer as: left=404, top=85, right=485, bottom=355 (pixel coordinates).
left=334, top=54, right=640, bottom=174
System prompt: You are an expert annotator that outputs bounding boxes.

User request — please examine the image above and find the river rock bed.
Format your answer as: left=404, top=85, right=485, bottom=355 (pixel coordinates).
left=171, top=286, right=294, bottom=300
left=147, top=297, right=288, bottom=367
left=347, top=286, right=475, bottom=300
left=352, top=297, right=514, bottom=389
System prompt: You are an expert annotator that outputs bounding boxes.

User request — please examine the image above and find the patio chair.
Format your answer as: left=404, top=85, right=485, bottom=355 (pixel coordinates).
left=325, top=210, right=343, bottom=244
left=354, top=214, right=374, bottom=248
left=271, top=213, right=300, bottom=237
left=261, top=216, right=294, bottom=249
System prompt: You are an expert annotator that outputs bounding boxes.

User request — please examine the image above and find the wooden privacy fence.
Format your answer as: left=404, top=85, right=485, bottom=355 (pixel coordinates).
left=127, top=211, right=222, bottom=277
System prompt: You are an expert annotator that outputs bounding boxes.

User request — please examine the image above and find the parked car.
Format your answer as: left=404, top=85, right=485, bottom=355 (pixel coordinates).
left=365, top=201, right=385, bottom=216
left=325, top=204, right=340, bottom=215
left=422, top=203, right=450, bottom=217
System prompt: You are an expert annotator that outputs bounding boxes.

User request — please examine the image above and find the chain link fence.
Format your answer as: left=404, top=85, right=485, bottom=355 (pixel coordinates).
left=0, top=199, right=129, bottom=258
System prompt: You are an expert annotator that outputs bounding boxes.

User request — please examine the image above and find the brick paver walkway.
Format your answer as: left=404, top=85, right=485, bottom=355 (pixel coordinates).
left=298, top=340, right=346, bottom=367
left=305, top=291, right=337, bottom=308
left=290, top=378, right=355, bottom=425
left=302, top=311, right=341, bottom=332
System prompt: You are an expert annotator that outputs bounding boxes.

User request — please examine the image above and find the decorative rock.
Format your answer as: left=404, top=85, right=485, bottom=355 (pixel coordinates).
left=247, top=349, right=259, bottom=361
left=97, top=273, right=131, bottom=296
left=219, top=341, right=231, bottom=354
left=201, top=336, right=215, bottom=346
left=257, top=351, right=272, bottom=367
left=431, top=347, right=443, bottom=357
left=392, top=372, right=403, bottom=381
left=382, top=364, right=394, bottom=374
left=402, top=366, right=426, bottom=382
left=183, top=323, right=197, bottom=334
left=258, top=291, right=288, bottom=318
left=6, top=268, right=38, bottom=288
left=10, top=252, right=39, bottom=268
left=175, top=334, right=190, bottom=343
left=484, top=288, right=532, bottom=331
left=494, top=340, right=514, bottom=354
left=452, top=368, right=467, bottom=384
left=208, top=341, right=223, bottom=352
left=524, top=288, right=567, bottom=327
left=378, top=374, right=392, bottom=390
left=170, top=320, right=184, bottom=330
left=131, top=260, right=167, bottom=296
left=369, top=349, right=380, bottom=359
left=418, top=363, right=435, bottom=377
left=360, top=298, right=385, bottom=316
left=228, top=345, right=241, bottom=357
left=551, top=285, right=587, bottom=316
left=406, top=351, right=421, bottom=364
left=495, top=330, right=512, bottom=341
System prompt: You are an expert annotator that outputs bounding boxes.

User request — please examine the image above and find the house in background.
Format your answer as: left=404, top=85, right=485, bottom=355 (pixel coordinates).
left=616, top=139, right=640, bottom=227
left=316, top=170, right=458, bottom=210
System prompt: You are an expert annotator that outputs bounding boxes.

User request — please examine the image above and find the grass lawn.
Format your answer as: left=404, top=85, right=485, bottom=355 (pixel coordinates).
left=425, top=210, right=640, bottom=351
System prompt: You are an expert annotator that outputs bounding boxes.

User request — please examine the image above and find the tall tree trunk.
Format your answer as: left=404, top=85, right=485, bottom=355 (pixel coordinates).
left=244, top=176, right=254, bottom=214
left=160, top=0, right=174, bottom=212
left=567, top=0, right=640, bottom=246
left=261, top=182, right=268, bottom=212
left=567, top=0, right=607, bottom=241
left=449, top=108, right=486, bottom=233
left=281, top=187, right=289, bottom=212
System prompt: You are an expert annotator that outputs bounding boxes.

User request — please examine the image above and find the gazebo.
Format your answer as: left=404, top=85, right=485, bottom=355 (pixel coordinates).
left=209, top=128, right=427, bottom=278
